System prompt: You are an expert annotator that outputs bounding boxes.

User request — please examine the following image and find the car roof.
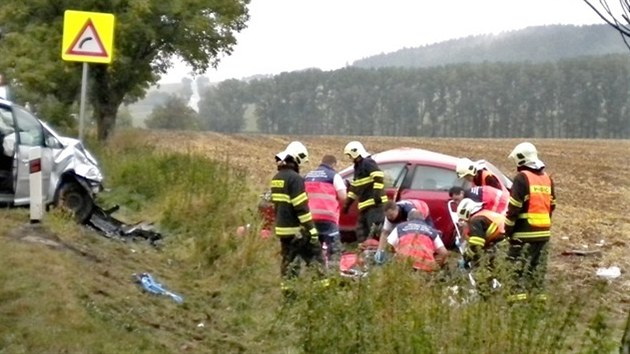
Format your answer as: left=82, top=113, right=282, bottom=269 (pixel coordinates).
left=339, top=147, right=459, bottom=175
left=370, top=147, right=459, bottom=168
left=338, top=146, right=513, bottom=188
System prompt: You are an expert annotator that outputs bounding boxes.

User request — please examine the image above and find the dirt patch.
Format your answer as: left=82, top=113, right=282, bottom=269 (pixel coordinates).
left=8, top=223, right=101, bottom=262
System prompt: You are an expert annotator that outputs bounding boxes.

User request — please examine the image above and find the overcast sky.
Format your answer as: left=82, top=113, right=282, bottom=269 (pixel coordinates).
left=159, top=0, right=606, bottom=84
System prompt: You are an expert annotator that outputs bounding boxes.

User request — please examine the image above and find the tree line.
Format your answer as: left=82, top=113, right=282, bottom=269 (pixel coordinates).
left=188, top=54, right=630, bottom=138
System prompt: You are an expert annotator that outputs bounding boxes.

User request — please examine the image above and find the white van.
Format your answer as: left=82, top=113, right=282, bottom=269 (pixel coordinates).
left=0, top=98, right=103, bottom=222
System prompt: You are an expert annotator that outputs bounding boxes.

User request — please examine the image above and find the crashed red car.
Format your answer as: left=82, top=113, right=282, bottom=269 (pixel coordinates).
left=259, top=147, right=512, bottom=249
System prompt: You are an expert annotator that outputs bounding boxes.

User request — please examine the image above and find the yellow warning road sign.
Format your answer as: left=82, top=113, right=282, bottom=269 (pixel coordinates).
left=62, top=10, right=115, bottom=64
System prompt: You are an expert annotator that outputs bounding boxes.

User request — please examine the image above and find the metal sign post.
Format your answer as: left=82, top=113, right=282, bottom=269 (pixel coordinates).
left=79, top=62, right=88, bottom=142
left=61, top=10, right=115, bottom=141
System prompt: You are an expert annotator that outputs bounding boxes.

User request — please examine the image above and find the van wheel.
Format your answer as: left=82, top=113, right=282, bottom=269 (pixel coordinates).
left=56, top=182, right=94, bottom=223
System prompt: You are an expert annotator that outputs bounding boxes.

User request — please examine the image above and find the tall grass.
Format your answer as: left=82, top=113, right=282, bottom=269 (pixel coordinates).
left=79, top=132, right=621, bottom=353
left=96, top=132, right=260, bottom=267
left=275, top=260, right=618, bottom=354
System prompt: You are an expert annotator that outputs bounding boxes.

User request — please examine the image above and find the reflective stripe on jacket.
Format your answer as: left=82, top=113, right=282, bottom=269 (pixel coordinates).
left=505, top=169, right=554, bottom=241
left=270, top=168, right=317, bottom=238
left=517, top=170, right=552, bottom=228
left=305, top=164, right=340, bottom=223
left=473, top=209, right=506, bottom=244
left=347, top=157, right=388, bottom=211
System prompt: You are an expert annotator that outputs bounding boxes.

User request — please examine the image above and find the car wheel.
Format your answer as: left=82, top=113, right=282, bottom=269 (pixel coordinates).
left=56, top=181, right=94, bottom=223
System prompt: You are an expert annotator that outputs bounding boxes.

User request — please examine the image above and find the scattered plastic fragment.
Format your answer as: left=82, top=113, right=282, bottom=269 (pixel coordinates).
left=596, top=266, right=621, bottom=280
left=133, top=273, right=184, bottom=303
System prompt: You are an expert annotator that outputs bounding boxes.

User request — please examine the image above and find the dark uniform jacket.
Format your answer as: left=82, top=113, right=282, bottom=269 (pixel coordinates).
left=270, top=166, right=317, bottom=238
left=345, top=156, right=388, bottom=211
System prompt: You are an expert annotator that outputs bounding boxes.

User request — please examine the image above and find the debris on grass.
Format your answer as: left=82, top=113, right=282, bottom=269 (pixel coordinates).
left=133, top=272, right=184, bottom=304
left=561, top=249, right=602, bottom=256
left=87, top=204, right=163, bottom=247
left=596, top=266, right=621, bottom=280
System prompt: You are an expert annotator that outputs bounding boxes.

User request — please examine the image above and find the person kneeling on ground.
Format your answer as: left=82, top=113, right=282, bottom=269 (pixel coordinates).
left=380, top=210, right=449, bottom=272
left=377, top=199, right=433, bottom=255
left=456, top=198, right=506, bottom=267
left=457, top=198, right=507, bottom=295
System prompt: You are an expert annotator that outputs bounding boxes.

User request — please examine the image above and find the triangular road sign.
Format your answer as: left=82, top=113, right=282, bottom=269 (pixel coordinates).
left=65, top=18, right=108, bottom=57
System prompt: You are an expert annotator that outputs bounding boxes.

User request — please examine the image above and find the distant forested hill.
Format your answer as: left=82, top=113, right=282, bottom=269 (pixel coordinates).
left=352, top=24, right=628, bottom=68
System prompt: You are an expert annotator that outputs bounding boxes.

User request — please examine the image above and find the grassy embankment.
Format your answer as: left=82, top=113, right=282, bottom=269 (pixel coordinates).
left=0, top=130, right=623, bottom=353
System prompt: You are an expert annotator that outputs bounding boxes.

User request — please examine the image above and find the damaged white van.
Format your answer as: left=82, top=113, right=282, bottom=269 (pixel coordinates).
left=0, top=98, right=103, bottom=222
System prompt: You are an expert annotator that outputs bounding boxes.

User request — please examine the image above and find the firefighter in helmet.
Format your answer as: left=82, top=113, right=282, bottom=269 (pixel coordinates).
left=456, top=157, right=505, bottom=192
left=270, top=141, right=324, bottom=292
left=342, top=141, right=388, bottom=244
left=504, top=142, right=556, bottom=302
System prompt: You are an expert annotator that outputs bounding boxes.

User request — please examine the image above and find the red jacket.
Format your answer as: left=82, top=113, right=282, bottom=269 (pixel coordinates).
left=305, top=164, right=340, bottom=223
left=470, top=185, right=509, bottom=214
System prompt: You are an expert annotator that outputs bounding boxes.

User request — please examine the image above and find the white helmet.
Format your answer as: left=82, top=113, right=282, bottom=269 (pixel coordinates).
left=344, top=141, right=369, bottom=160
left=285, top=141, right=309, bottom=165
left=508, top=142, right=539, bottom=167
left=474, top=159, right=487, bottom=171
left=455, top=158, right=477, bottom=178
left=456, top=198, right=483, bottom=221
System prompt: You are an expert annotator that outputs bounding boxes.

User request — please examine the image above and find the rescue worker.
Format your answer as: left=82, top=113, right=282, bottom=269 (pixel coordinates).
left=457, top=198, right=507, bottom=296
left=270, top=141, right=324, bottom=290
left=504, top=142, right=556, bottom=302
left=376, top=199, right=433, bottom=261
left=304, top=154, right=347, bottom=270
left=384, top=211, right=449, bottom=272
left=342, top=141, right=387, bottom=243
left=448, top=186, right=481, bottom=203
left=456, top=198, right=506, bottom=267
left=456, top=157, right=505, bottom=192
left=449, top=185, right=509, bottom=214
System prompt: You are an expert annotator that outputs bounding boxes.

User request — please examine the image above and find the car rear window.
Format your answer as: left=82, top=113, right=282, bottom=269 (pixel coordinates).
left=409, top=165, right=467, bottom=191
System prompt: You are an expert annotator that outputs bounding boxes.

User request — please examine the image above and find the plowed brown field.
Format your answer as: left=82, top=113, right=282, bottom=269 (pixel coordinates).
left=137, top=131, right=630, bottom=312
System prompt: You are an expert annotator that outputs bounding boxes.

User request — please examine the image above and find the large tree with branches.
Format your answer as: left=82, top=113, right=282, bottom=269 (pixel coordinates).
left=0, top=0, right=250, bottom=141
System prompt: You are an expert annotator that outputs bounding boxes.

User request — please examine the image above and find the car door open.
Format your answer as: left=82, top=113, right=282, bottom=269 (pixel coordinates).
left=12, top=106, right=47, bottom=205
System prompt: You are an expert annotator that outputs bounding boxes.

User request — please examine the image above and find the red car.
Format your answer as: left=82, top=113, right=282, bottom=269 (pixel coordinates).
left=259, top=147, right=512, bottom=249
